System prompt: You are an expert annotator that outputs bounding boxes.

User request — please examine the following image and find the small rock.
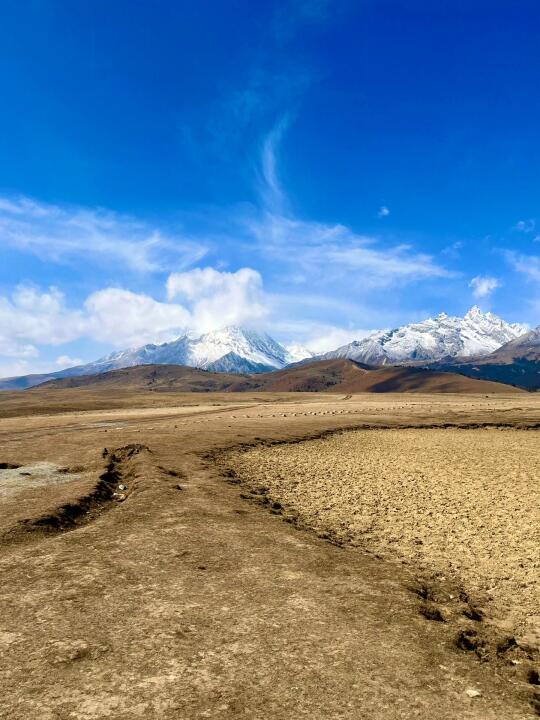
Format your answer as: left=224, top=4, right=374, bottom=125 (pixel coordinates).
left=118, top=484, right=127, bottom=491
left=465, top=688, right=482, bottom=698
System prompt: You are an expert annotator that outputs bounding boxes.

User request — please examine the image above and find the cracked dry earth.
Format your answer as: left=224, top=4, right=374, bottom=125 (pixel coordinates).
left=0, top=391, right=539, bottom=719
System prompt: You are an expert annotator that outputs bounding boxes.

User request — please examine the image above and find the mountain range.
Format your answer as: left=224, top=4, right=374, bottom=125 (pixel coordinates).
left=1, top=306, right=538, bottom=391
left=318, top=306, right=528, bottom=365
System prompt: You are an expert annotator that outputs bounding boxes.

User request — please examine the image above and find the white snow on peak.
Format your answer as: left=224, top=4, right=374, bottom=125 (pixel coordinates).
left=284, top=343, right=316, bottom=363
left=65, top=325, right=293, bottom=377
left=320, top=307, right=529, bottom=365
left=187, top=326, right=290, bottom=369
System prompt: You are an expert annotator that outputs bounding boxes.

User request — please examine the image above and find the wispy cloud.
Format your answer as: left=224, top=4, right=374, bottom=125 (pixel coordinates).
left=441, top=240, right=464, bottom=258
left=247, top=212, right=455, bottom=291
left=0, top=195, right=208, bottom=273
left=505, top=250, right=540, bottom=282
left=246, top=123, right=453, bottom=288
left=514, top=218, right=536, bottom=234
left=258, top=117, right=291, bottom=215
left=377, top=205, right=390, bottom=218
left=55, top=355, right=83, bottom=369
left=468, top=275, right=501, bottom=299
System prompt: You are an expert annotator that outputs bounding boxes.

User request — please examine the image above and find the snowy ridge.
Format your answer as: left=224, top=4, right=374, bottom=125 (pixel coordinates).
left=319, top=307, right=528, bottom=365
left=60, top=326, right=298, bottom=379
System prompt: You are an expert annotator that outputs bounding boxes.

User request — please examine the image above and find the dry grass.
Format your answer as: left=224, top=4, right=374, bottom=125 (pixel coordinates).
left=226, top=428, right=540, bottom=633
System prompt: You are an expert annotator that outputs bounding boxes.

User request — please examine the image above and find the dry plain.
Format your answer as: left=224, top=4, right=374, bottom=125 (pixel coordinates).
left=0, top=388, right=539, bottom=719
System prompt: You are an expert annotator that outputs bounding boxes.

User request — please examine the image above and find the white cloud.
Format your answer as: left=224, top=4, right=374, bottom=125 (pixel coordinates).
left=0, top=284, right=191, bottom=364
left=304, top=325, right=371, bottom=353
left=247, top=212, right=452, bottom=288
left=259, top=118, right=290, bottom=214
left=468, top=275, right=501, bottom=299
left=84, top=288, right=192, bottom=347
left=0, top=285, right=85, bottom=348
left=505, top=251, right=540, bottom=282
left=377, top=206, right=390, bottom=218
left=0, top=358, right=36, bottom=379
left=248, top=123, right=452, bottom=289
left=441, top=240, right=464, bottom=258
left=167, top=267, right=269, bottom=332
left=0, top=195, right=208, bottom=273
left=0, top=266, right=272, bottom=375
left=514, top=219, right=536, bottom=234
left=55, top=355, right=83, bottom=369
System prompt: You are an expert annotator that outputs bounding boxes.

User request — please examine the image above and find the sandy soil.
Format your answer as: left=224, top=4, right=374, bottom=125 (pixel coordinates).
left=0, top=462, right=84, bottom=499
left=0, top=392, right=539, bottom=719
left=225, top=428, right=540, bottom=637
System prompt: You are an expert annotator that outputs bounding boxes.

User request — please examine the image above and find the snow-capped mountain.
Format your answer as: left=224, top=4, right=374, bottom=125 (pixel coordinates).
left=0, top=327, right=297, bottom=389
left=319, top=307, right=528, bottom=365
left=77, top=326, right=295, bottom=375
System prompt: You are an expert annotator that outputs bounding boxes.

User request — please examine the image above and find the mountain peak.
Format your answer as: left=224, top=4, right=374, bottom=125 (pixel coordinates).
left=465, top=305, right=485, bottom=318
left=320, top=307, right=528, bottom=365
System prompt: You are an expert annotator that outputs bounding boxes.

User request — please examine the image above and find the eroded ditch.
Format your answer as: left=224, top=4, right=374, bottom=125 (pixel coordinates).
left=1, top=444, right=151, bottom=545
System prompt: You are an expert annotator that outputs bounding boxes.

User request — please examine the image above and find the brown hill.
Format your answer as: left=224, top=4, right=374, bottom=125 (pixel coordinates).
left=35, top=364, right=255, bottom=393
left=37, top=359, right=523, bottom=394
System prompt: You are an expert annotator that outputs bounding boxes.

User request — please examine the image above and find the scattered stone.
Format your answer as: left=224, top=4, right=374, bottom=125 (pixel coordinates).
left=465, top=688, right=482, bottom=698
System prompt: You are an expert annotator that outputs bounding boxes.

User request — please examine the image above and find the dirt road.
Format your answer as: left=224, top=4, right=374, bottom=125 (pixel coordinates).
left=0, top=392, right=539, bottom=719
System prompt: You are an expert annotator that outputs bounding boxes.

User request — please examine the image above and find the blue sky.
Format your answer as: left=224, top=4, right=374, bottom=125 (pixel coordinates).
left=1, top=0, right=540, bottom=376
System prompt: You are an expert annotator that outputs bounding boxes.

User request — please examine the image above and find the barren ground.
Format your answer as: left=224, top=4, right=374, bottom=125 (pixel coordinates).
left=224, top=428, right=540, bottom=634
left=0, top=390, right=539, bottom=719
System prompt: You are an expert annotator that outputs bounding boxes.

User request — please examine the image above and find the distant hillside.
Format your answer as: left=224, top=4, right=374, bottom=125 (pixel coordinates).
left=35, top=359, right=523, bottom=395
left=256, top=360, right=523, bottom=394
left=35, top=364, right=253, bottom=393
